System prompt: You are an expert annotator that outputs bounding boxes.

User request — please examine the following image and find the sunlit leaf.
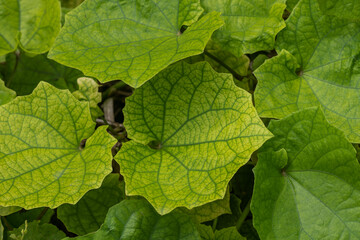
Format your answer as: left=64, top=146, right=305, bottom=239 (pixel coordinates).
left=49, top=0, right=223, bottom=87
left=116, top=61, right=272, bottom=214
left=0, top=82, right=116, bottom=209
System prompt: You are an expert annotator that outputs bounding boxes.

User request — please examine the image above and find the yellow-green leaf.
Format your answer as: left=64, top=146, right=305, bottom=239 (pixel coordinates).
left=48, top=0, right=224, bottom=88
left=254, top=0, right=360, bottom=142
left=0, top=79, right=15, bottom=105
left=0, top=82, right=116, bottom=209
left=201, top=0, right=286, bottom=56
left=0, top=0, right=61, bottom=56
left=115, top=62, right=272, bottom=214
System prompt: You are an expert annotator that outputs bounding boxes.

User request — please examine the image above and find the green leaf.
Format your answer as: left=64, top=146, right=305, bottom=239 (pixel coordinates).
left=6, top=208, right=54, bottom=228
left=65, top=199, right=202, bottom=240
left=0, top=82, right=116, bottom=209
left=205, top=41, right=250, bottom=77
left=0, top=79, right=15, bottom=105
left=0, top=220, right=3, bottom=240
left=115, top=61, right=272, bottom=214
left=178, top=188, right=231, bottom=223
left=251, top=107, right=360, bottom=239
left=48, top=0, right=224, bottom=88
left=214, top=227, right=245, bottom=240
left=57, top=173, right=125, bottom=235
left=0, top=206, right=21, bottom=217
left=254, top=0, right=360, bottom=142
left=2, top=53, right=83, bottom=96
left=72, top=78, right=103, bottom=120
left=201, top=0, right=286, bottom=57
left=318, top=0, right=360, bottom=20
left=198, top=225, right=214, bottom=240
left=216, top=195, right=242, bottom=230
left=198, top=225, right=245, bottom=240
left=0, top=0, right=61, bottom=56
left=8, top=221, right=65, bottom=240
left=285, top=0, right=299, bottom=11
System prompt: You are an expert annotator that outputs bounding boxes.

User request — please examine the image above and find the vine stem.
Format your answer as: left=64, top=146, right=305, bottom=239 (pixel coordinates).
left=1, top=216, right=13, bottom=230
left=236, top=199, right=251, bottom=231
left=36, top=207, right=49, bottom=220
left=203, top=50, right=242, bottom=80
left=212, top=217, right=218, bottom=231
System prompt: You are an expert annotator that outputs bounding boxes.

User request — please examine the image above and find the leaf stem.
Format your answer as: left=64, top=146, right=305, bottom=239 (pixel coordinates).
left=204, top=50, right=242, bottom=80
left=1, top=216, right=13, bottom=230
left=36, top=207, right=49, bottom=220
left=236, top=198, right=251, bottom=231
left=212, top=217, right=218, bottom=231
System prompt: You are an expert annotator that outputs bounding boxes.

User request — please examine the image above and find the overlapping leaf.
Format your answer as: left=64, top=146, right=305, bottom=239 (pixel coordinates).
left=0, top=79, right=15, bottom=105
left=0, top=82, right=116, bottom=209
left=2, top=53, right=83, bottom=96
left=0, top=206, right=21, bottom=216
left=48, top=0, right=224, bottom=88
left=178, top=188, right=231, bottom=223
left=58, top=174, right=125, bottom=235
left=115, top=61, right=272, bottom=214
left=254, top=0, right=360, bottom=142
left=6, top=208, right=54, bottom=228
left=198, top=225, right=245, bottom=240
left=0, top=0, right=61, bottom=56
left=201, top=0, right=286, bottom=57
left=65, top=199, right=202, bottom=240
left=8, top=221, right=65, bottom=240
left=252, top=107, right=360, bottom=239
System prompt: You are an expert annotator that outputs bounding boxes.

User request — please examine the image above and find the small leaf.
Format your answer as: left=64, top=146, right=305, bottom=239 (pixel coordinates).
left=254, top=0, right=360, bottom=142
left=8, top=221, right=65, bottom=240
left=0, top=79, right=15, bottom=105
left=64, top=199, right=202, bottom=240
left=0, top=82, right=116, bottom=209
left=72, top=78, right=103, bottom=120
left=0, top=0, right=61, bottom=56
left=198, top=224, right=214, bottom=240
left=2, top=53, right=83, bottom=96
left=115, top=61, right=272, bottom=214
left=57, top=173, right=125, bottom=235
left=0, top=206, right=21, bottom=216
left=252, top=107, right=360, bottom=239
left=198, top=225, right=245, bottom=240
left=178, top=188, right=231, bottom=223
left=201, top=0, right=286, bottom=57
left=49, top=0, right=224, bottom=88
left=214, top=227, right=245, bottom=240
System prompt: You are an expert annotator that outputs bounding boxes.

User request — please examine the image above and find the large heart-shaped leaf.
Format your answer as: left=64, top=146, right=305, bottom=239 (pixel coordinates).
left=251, top=107, right=360, bottom=239
left=0, top=82, right=116, bottom=209
left=48, top=0, right=224, bottom=88
left=65, top=199, right=202, bottom=240
left=0, top=0, right=61, bottom=56
left=115, top=61, right=272, bottom=214
left=254, top=0, right=360, bottom=142
left=201, top=0, right=286, bottom=57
